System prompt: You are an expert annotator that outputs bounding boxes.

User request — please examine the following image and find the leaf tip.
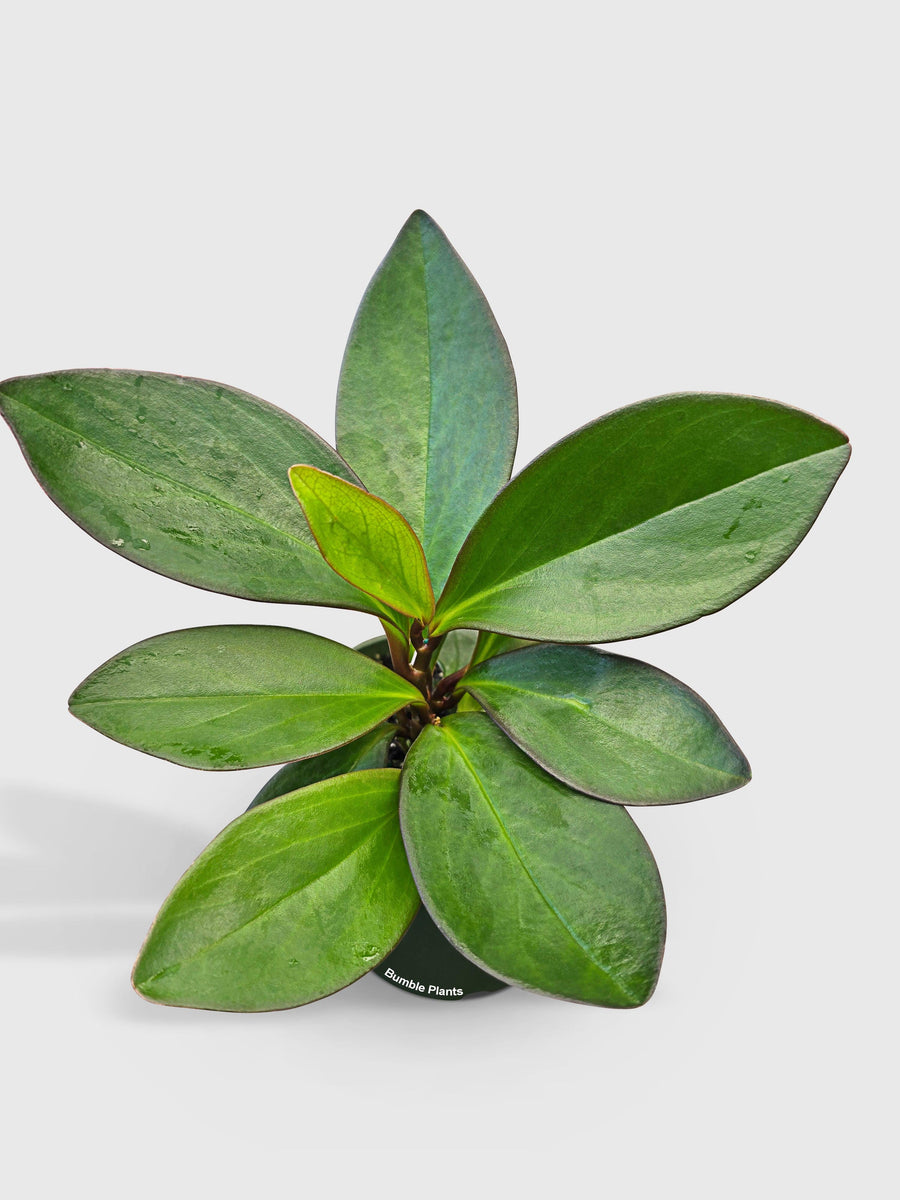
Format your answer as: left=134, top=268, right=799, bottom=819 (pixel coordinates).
left=405, top=207, right=437, bottom=228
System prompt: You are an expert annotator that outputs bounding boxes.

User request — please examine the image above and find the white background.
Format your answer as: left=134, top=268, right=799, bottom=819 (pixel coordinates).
left=1, top=1, right=895, bottom=1194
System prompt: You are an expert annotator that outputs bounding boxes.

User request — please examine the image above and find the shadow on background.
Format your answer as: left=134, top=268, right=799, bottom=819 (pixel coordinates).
left=1, top=781, right=521, bottom=1023
left=0, top=782, right=203, bottom=956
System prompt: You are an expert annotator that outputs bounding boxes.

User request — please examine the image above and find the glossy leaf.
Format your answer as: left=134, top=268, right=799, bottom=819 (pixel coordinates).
left=0, top=369, right=391, bottom=616
left=69, top=625, right=422, bottom=769
left=400, top=714, right=665, bottom=1007
left=465, top=645, right=750, bottom=804
left=433, top=394, right=850, bottom=642
left=133, top=769, right=418, bottom=1011
left=248, top=725, right=395, bottom=808
left=336, top=210, right=518, bottom=593
left=289, top=466, right=435, bottom=622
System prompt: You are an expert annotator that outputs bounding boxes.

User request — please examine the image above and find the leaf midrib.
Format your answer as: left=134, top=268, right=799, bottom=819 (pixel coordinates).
left=437, top=443, right=845, bottom=626
left=300, top=472, right=430, bottom=618
left=137, top=811, right=397, bottom=987
left=469, top=678, right=745, bottom=785
left=2, top=388, right=325, bottom=559
left=441, top=726, right=640, bottom=1005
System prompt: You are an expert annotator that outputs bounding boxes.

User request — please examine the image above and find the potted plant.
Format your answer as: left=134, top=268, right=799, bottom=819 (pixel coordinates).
left=0, top=211, right=850, bottom=1011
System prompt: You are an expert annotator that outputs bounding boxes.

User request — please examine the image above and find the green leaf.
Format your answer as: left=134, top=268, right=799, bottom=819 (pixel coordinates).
left=133, top=769, right=418, bottom=1011
left=69, top=625, right=422, bottom=769
left=248, top=725, right=396, bottom=808
left=465, top=645, right=750, bottom=804
left=435, top=630, right=478, bottom=675
left=0, top=369, right=391, bottom=616
left=336, top=211, right=518, bottom=593
left=290, top=466, right=435, bottom=622
left=433, top=394, right=850, bottom=642
left=400, top=714, right=665, bottom=1007
left=471, top=631, right=536, bottom=666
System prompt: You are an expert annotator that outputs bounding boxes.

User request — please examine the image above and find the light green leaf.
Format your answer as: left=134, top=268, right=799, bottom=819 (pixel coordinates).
left=290, top=465, right=435, bottom=621
left=69, top=625, right=422, bottom=769
left=400, top=714, right=665, bottom=1007
left=433, top=394, right=850, bottom=642
left=465, top=645, right=750, bottom=804
left=133, top=769, right=418, bottom=1011
left=0, top=369, right=391, bottom=616
left=336, top=211, right=518, bottom=593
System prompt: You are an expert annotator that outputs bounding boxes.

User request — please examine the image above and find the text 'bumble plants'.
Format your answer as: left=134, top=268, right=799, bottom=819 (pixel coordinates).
left=0, top=211, right=849, bottom=1011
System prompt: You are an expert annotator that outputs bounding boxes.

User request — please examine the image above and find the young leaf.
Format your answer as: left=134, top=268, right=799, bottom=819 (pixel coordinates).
left=336, top=210, right=518, bottom=593
left=400, top=714, right=666, bottom=1007
left=465, top=645, right=750, bottom=804
left=0, top=370, right=391, bottom=616
left=289, top=466, right=435, bottom=622
left=133, top=769, right=418, bottom=1011
left=248, top=725, right=395, bottom=808
left=69, top=625, right=422, bottom=769
left=433, top=394, right=850, bottom=642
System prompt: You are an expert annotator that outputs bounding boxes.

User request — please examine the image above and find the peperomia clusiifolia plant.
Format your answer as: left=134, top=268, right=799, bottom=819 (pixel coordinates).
left=0, top=211, right=850, bottom=1011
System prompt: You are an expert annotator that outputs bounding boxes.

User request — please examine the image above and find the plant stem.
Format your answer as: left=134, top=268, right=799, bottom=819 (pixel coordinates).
left=380, top=620, right=429, bottom=700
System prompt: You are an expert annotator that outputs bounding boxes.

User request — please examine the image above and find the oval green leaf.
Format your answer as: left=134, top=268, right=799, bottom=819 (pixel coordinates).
left=336, top=210, right=518, bottom=593
left=400, top=714, right=666, bottom=1007
left=290, top=465, right=435, bottom=621
left=69, top=625, right=422, bottom=769
left=465, top=644, right=750, bottom=804
left=0, top=369, right=391, bottom=615
left=133, top=769, right=418, bottom=1011
left=433, top=394, right=850, bottom=642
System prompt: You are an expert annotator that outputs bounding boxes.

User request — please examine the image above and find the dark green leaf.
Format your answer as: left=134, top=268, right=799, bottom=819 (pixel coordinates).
left=336, top=211, right=518, bottom=593
left=435, top=629, right=478, bottom=675
left=69, top=625, right=422, bottom=769
left=0, top=369, right=391, bottom=615
left=400, top=714, right=665, bottom=1007
left=433, top=394, right=850, bottom=642
left=289, top=465, right=434, bottom=622
left=133, top=769, right=417, bottom=1010
left=248, top=725, right=395, bottom=808
left=465, top=644, right=750, bottom=804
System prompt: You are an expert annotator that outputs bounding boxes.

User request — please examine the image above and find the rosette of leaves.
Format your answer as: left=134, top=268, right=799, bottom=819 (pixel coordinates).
left=0, top=211, right=850, bottom=1012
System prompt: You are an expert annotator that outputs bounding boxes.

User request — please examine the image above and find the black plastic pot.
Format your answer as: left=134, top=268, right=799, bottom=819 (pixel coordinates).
left=373, top=903, right=506, bottom=1000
